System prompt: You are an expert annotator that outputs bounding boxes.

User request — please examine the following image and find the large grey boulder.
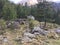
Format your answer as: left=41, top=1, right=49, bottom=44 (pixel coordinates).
left=31, top=26, right=48, bottom=35
left=55, top=28, right=60, bottom=35
left=21, top=32, right=35, bottom=43
left=3, top=37, right=8, bottom=42
left=27, top=15, right=35, bottom=20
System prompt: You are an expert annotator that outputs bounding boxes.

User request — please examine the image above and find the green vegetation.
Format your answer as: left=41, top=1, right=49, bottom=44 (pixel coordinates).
left=0, top=0, right=60, bottom=45
left=0, top=0, right=60, bottom=25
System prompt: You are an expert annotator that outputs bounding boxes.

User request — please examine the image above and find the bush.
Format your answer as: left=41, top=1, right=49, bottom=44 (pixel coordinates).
left=0, top=19, right=6, bottom=30
left=29, top=20, right=40, bottom=29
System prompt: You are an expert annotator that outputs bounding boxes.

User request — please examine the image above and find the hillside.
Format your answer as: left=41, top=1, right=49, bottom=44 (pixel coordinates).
left=0, top=0, right=60, bottom=45
left=0, top=18, right=60, bottom=45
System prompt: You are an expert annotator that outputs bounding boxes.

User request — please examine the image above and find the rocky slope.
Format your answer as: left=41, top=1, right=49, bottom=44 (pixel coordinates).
left=0, top=18, right=60, bottom=45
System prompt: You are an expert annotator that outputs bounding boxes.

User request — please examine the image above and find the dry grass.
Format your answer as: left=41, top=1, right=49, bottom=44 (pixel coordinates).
left=0, top=20, right=60, bottom=45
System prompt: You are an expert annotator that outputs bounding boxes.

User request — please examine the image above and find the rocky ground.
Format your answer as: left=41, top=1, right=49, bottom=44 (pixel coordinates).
left=0, top=19, right=60, bottom=45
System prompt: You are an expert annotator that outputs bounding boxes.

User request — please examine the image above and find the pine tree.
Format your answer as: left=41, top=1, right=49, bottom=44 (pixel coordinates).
left=2, top=2, right=17, bottom=20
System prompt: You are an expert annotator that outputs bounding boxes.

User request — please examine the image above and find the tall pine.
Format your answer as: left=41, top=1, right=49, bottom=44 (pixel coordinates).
left=2, top=1, right=17, bottom=20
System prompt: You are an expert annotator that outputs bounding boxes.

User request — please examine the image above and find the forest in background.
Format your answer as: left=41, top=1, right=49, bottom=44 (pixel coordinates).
left=0, top=0, right=60, bottom=24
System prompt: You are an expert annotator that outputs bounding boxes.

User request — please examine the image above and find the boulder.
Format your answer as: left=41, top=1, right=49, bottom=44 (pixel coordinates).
left=55, top=28, right=60, bottom=34
left=3, top=37, right=8, bottom=42
left=23, top=32, right=35, bottom=38
left=15, top=19, right=28, bottom=25
left=6, top=21, right=12, bottom=28
left=6, top=21, right=20, bottom=29
left=12, top=22, right=20, bottom=29
left=21, top=32, right=35, bottom=43
left=22, top=36, right=32, bottom=43
left=31, top=26, right=48, bottom=35
left=27, top=15, right=35, bottom=20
